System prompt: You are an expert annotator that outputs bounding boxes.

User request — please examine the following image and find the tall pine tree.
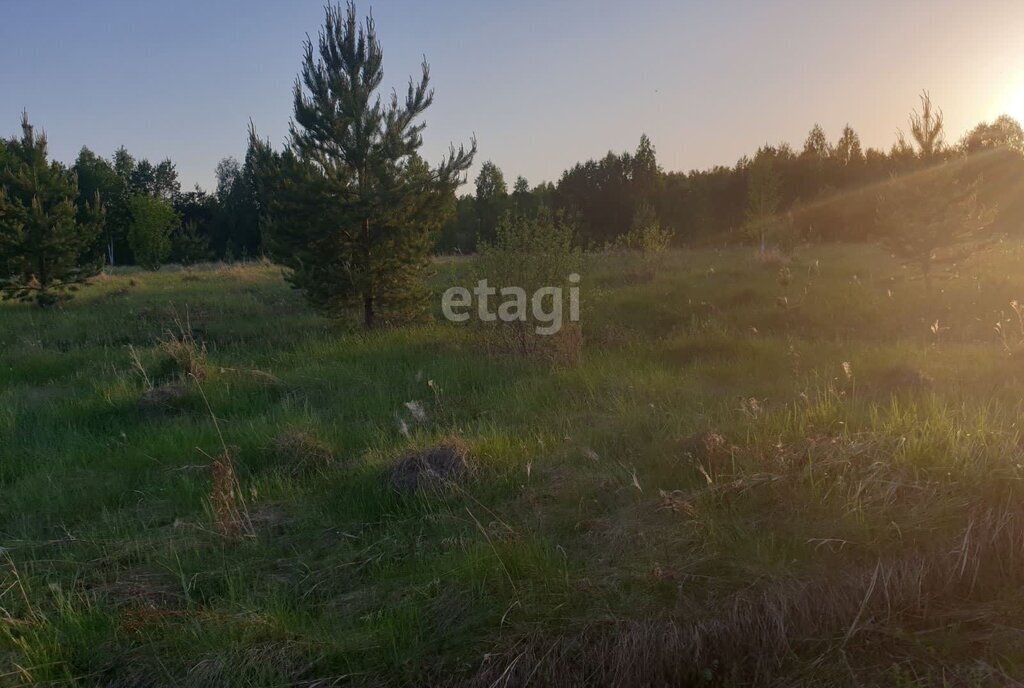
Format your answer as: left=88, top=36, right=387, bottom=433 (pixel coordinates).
left=909, top=91, right=945, bottom=160
left=0, top=114, right=102, bottom=307
left=251, top=2, right=474, bottom=326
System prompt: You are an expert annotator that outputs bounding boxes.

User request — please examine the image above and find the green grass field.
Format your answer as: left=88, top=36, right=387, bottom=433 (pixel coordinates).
left=5, top=244, right=1024, bottom=686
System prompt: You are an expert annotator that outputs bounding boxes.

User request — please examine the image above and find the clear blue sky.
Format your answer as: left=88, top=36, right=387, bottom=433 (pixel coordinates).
left=4, top=0, right=1024, bottom=192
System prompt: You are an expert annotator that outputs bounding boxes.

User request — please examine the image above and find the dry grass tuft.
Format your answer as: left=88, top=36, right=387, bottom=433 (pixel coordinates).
left=656, top=489, right=696, bottom=516
left=155, top=324, right=207, bottom=383
left=209, top=448, right=250, bottom=538
left=389, top=438, right=474, bottom=492
left=467, top=502, right=1024, bottom=687
left=678, top=430, right=734, bottom=468
left=92, top=569, right=183, bottom=610
left=180, top=639, right=320, bottom=688
left=215, top=263, right=266, bottom=282
left=271, top=430, right=335, bottom=476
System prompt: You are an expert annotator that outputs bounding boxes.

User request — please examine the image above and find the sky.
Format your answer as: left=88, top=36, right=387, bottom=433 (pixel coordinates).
left=3, top=0, right=1024, bottom=192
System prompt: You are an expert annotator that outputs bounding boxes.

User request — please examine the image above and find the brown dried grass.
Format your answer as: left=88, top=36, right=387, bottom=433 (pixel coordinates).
left=271, top=430, right=335, bottom=477
left=465, top=501, right=1024, bottom=687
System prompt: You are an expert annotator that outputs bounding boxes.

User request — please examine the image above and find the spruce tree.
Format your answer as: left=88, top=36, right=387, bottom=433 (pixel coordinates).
left=251, top=2, right=474, bottom=327
left=0, top=114, right=102, bottom=307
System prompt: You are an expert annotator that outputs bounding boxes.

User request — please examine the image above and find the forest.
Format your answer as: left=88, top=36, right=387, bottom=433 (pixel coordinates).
left=4, top=94, right=1023, bottom=273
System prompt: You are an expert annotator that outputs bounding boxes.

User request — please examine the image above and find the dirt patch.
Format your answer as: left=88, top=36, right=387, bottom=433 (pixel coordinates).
left=389, top=439, right=474, bottom=492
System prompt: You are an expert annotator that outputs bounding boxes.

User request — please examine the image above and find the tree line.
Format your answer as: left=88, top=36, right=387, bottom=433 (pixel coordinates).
left=0, top=121, right=264, bottom=273
left=2, top=2, right=1021, bottom=318
left=73, top=142, right=263, bottom=267
left=440, top=96, right=1023, bottom=254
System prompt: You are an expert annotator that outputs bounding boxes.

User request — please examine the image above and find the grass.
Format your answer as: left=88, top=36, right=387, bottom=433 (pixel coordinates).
left=4, top=245, right=1024, bottom=685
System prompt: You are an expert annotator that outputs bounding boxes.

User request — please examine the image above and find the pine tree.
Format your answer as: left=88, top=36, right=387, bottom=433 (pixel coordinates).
left=511, top=175, right=532, bottom=217
left=801, top=124, right=832, bottom=158
left=908, top=91, right=944, bottom=160
left=631, top=134, right=661, bottom=204
left=0, top=114, right=102, bottom=307
left=251, top=2, right=474, bottom=327
left=212, top=152, right=262, bottom=259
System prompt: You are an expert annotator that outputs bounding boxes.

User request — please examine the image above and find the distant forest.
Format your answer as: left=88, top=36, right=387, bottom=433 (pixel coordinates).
left=11, top=96, right=1024, bottom=266
left=445, top=104, right=1024, bottom=253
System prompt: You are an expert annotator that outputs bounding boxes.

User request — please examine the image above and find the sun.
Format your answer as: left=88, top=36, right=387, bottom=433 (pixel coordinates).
left=994, top=74, right=1024, bottom=123
left=1002, top=89, right=1024, bottom=122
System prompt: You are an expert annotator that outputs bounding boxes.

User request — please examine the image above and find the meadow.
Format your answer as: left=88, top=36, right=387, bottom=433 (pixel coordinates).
left=4, top=243, right=1024, bottom=686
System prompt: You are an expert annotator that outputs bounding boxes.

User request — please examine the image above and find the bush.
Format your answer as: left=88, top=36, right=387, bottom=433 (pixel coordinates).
left=614, top=202, right=674, bottom=279
left=475, top=208, right=582, bottom=360
left=128, top=194, right=178, bottom=270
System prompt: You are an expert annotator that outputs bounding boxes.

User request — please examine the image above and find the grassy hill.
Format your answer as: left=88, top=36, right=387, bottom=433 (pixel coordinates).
left=4, top=245, right=1024, bottom=686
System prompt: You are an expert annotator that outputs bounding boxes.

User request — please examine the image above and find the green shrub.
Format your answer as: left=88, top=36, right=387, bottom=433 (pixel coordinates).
left=614, top=202, right=674, bottom=278
left=127, top=194, right=177, bottom=270
left=475, top=208, right=582, bottom=359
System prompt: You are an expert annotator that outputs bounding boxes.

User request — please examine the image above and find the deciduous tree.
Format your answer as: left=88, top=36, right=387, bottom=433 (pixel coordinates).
left=73, top=146, right=121, bottom=264
left=128, top=194, right=178, bottom=270
left=745, top=150, right=782, bottom=252
left=474, top=160, right=507, bottom=242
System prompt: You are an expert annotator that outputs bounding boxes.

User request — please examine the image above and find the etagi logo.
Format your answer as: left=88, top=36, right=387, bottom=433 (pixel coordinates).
left=441, top=274, right=581, bottom=335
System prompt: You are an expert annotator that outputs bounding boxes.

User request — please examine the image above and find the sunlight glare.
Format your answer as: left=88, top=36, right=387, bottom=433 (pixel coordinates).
left=995, top=73, right=1024, bottom=123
